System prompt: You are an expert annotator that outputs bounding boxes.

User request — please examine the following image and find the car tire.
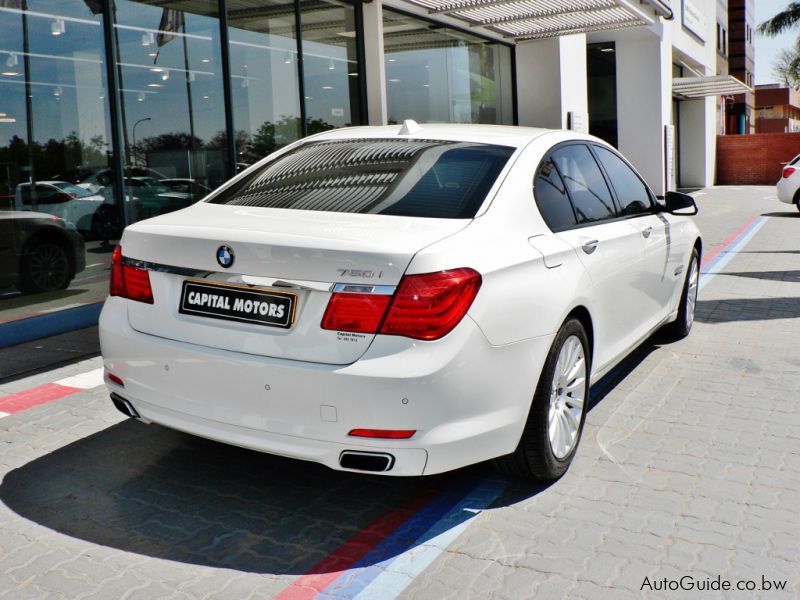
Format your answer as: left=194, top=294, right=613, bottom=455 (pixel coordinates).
left=664, top=247, right=700, bottom=339
left=18, top=240, right=73, bottom=293
left=493, top=318, right=591, bottom=481
left=793, top=190, right=800, bottom=213
left=91, top=205, right=122, bottom=241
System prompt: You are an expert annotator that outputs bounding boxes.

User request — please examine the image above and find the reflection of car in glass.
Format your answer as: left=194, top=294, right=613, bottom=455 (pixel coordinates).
left=126, top=177, right=191, bottom=220
left=0, top=211, right=86, bottom=294
left=14, top=181, right=104, bottom=237
left=100, top=124, right=702, bottom=480
left=158, top=178, right=212, bottom=203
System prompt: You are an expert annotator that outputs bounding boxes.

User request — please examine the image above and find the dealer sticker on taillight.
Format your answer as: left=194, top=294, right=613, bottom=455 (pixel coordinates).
left=179, top=280, right=296, bottom=329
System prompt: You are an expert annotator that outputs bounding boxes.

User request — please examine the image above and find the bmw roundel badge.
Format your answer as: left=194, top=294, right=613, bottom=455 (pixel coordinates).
left=216, top=245, right=235, bottom=268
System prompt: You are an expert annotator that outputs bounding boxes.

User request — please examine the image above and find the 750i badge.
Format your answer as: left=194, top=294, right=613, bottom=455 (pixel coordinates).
left=179, top=280, right=296, bottom=329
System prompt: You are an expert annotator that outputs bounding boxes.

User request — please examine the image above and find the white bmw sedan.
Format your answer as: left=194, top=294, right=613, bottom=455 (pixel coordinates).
left=100, top=124, right=701, bottom=480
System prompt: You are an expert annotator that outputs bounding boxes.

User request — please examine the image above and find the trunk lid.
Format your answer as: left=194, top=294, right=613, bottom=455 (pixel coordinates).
left=122, top=203, right=469, bottom=364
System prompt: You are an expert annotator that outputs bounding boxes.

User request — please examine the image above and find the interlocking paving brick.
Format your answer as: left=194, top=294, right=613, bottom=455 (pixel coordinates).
left=0, top=187, right=798, bottom=598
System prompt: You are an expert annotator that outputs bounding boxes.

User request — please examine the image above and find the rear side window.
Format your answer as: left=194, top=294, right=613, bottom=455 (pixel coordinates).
left=209, top=139, right=515, bottom=219
left=534, top=159, right=575, bottom=231
left=551, top=145, right=616, bottom=223
left=593, top=146, right=653, bottom=216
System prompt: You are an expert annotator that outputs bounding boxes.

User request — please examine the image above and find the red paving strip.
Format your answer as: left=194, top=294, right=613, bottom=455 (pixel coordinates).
left=274, top=488, right=440, bottom=600
left=700, top=214, right=760, bottom=268
left=0, top=383, right=83, bottom=415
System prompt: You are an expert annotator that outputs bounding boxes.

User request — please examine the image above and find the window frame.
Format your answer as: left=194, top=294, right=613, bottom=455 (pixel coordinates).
left=533, top=140, right=659, bottom=233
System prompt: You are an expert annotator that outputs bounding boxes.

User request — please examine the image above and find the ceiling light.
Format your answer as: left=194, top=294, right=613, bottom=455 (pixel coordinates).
left=388, top=78, right=401, bottom=83
left=348, top=72, right=358, bottom=77
left=6, top=53, right=18, bottom=68
left=284, top=52, right=292, bottom=65
left=51, top=18, right=65, bottom=36
left=201, top=58, right=210, bottom=63
left=328, top=59, right=335, bottom=71
left=138, top=92, right=145, bottom=102
left=1, top=71, right=20, bottom=76
left=321, top=85, right=333, bottom=90
left=141, top=32, right=155, bottom=46
left=202, top=95, right=209, bottom=99
left=599, top=47, right=614, bottom=53
left=150, top=67, right=164, bottom=73
left=0, top=117, right=16, bottom=123
left=148, top=52, right=157, bottom=58
left=388, top=58, right=396, bottom=62
left=53, top=86, right=62, bottom=98
left=161, top=71, right=169, bottom=81
left=147, top=83, right=162, bottom=87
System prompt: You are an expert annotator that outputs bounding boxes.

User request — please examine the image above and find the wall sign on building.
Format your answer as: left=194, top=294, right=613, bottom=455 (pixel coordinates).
left=682, top=0, right=706, bottom=41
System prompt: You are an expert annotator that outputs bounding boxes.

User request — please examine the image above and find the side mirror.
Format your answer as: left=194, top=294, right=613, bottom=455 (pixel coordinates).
left=664, top=191, right=698, bottom=215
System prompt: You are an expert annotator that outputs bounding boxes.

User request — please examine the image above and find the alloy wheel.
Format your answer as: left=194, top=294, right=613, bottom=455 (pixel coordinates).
left=547, top=335, right=586, bottom=459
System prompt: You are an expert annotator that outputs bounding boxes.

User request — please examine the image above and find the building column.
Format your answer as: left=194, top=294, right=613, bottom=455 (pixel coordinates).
left=361, top=0, right=387, bottom=125
left=515, top=34, right=588, bottom=131
left=677, top=96, right=716, bottom=188
left=614, top=31, right=672, bottom=195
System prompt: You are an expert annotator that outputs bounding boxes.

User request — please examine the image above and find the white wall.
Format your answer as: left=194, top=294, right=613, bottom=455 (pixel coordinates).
left=515, top=34, right=587, bottom=130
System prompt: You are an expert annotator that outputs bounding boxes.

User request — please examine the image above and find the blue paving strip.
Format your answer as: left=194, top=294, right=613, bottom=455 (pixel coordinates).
left=0, top=302, right=103, bottom=349
left=317, top=477, right=494, bottom=600
left=348, top=477, right=509, bottom=600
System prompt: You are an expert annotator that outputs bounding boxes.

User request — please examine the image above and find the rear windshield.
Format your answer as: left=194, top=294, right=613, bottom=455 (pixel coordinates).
left=208, top=138, right=515, bottom=219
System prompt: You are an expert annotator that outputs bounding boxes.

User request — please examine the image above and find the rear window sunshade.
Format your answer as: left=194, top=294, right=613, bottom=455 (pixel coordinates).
left=209, top=138, right=515, bottom=219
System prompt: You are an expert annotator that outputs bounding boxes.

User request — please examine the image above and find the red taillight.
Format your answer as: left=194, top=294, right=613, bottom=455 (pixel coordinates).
left=380, top=268, right=482, bottom=340
left=321, top=293, right=392, bottom=333
left=784, top=167, right=796, bottom=179
left=320, top=268, right=481, bottom=341
left=110, top=245, right=154, bottom=304
left=349, top=428, right=416, bottom=439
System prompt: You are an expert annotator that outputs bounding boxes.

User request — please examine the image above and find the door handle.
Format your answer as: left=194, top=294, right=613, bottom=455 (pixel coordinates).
left=581, top=240, right=599, bottom=254
left=642, top=226, right=653, bottom=239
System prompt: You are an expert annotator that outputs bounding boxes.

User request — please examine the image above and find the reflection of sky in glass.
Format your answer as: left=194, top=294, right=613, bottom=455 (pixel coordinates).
left=116, top=0, right=225, bottom=145
left=0, top=1, right=110, bottom=147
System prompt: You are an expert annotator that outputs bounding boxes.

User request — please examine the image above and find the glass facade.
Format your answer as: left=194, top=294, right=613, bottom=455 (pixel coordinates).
left=0, top=0, right=513, bottom=335
left=382, top=9, right=513, bottom=126
left=0, top=0, right=368, bottom=330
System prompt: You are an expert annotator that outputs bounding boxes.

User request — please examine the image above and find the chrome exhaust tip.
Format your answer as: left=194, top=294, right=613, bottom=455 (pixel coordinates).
left=339, top=451, right=395, bottom=472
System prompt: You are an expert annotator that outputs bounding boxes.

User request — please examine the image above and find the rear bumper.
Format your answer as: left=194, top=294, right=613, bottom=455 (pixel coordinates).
left=777, top=178, right=796, bottom=204
left=99, top=297, right=554, bottom=476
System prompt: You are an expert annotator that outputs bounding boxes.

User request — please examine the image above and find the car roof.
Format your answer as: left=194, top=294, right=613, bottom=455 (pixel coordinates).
left=310, top=123, right=561, bottom=149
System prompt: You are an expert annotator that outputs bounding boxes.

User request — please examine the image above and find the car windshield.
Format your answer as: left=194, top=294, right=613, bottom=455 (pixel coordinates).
left=52, top=182, right=93, bottom=198
left=209, top=138, right=516, bottom=219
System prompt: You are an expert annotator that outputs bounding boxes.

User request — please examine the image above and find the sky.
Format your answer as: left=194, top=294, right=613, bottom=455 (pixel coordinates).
left=755, top=0, right=799, bottom=85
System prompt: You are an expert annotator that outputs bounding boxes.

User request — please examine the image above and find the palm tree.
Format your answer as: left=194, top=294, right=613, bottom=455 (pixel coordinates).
left=758, top=2, right=800, bottom=37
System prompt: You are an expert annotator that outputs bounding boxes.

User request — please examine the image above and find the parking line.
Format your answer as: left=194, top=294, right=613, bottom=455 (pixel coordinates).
left=700, top=215, right=768, bottom=290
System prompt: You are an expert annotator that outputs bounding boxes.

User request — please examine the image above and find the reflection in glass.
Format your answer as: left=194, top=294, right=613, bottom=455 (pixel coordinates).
left=300, top=0, right=362, bottom=134
left=227, top=0, right=302, bottom=166
left=0, top=0, right=114, bottom=320
left=114, top=0, right=227, bottom=225
left=383, top=10, right=513, bottom=125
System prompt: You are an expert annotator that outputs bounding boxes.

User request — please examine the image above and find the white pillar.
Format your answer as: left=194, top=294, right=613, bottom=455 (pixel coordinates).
left=615, top=31, right=672, bottom=195
left=361, top=0, right=388, bottom=125
left=677, top=96, right=716, bottom=188
left=515, top=34, right=588, bottom=130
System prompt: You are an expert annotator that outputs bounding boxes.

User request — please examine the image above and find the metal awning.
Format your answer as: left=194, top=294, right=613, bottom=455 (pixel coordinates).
left=672, top=75, right=753, bottom=100
left=398, top=0, right=673, bottom=41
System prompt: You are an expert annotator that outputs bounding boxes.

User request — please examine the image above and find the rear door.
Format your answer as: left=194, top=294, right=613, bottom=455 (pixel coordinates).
left=541, top=143, right=650, bottom=369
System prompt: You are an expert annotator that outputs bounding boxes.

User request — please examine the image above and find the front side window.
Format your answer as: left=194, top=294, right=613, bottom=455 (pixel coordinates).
left=551, top=145, right=616, bottom=224
left=534, top=159, right=575, bottom=232
left=210, top=138, right=515, bottom=219
left=593, top=146, right=653, bottom=216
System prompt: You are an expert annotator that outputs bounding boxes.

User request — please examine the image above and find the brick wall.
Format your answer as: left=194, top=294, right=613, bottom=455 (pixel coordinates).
left=717, top=133, right=800, bottom=184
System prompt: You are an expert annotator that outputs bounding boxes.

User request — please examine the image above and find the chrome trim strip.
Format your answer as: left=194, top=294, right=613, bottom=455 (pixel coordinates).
left=332, top=283, right=397, bottom=295
left=121, top=257, right=210, bottom=277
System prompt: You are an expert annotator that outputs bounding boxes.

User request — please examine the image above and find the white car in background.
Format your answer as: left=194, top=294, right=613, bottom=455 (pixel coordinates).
left=100, top=123, right=701, bottom=480
left=777, top=154, right=800, bottom=211
left=14, top=181, right=104, bottom=237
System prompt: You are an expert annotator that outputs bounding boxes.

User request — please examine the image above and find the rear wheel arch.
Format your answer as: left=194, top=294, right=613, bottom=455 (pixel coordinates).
left=564, top=305, right=594, bottom=363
